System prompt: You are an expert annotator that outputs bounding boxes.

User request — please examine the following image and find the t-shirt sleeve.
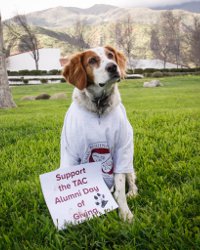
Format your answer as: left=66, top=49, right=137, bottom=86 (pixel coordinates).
left=113, top=107, right=134, bottom=173
left=60, top=110, right=80, bottom=168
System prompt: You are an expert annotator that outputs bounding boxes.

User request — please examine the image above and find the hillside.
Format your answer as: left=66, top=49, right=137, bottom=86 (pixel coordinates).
left=15, top=4, right=199, bottom=29
left=153, top=1, right=200, bottom=13
left=25, top=4, right=119, bottom=28
left=3, top=4, right=200, bottom=58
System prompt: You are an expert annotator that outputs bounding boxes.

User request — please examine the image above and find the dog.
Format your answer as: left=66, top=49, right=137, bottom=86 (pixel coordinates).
left=60, top=46, right=138, bottom=222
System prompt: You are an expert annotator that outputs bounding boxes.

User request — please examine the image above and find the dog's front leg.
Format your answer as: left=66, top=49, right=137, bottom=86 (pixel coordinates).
left=126, top=172, right=138, bottom=198
left=114, top=173, right=133, bottom=222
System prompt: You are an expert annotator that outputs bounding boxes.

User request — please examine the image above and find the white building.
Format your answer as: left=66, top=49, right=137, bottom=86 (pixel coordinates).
left=7, top=48, right=61, bottom=71
left=128, top=59, right=178, bottom=69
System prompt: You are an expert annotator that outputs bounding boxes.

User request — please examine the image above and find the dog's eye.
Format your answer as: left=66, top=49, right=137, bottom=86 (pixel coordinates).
left=89, top=57, right=97, bottom=64
left=107, top=52, right=114, bottom=59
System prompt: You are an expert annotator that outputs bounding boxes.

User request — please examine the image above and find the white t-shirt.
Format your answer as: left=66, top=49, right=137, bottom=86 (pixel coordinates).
left=60, top=101, right=134, bottom=189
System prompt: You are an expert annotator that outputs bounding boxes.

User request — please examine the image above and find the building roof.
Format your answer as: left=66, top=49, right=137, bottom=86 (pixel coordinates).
left=7, top=48, right=61, bottom=71
left=128, top=59, right=179, bottom=69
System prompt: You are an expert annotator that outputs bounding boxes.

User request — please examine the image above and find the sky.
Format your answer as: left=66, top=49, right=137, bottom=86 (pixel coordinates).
left=0, top=0, right=198, bottom=20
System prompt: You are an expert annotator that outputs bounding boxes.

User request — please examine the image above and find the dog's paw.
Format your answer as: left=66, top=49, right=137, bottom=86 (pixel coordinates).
left=119, top=208, right=134, bottom=223
left=126, top=186, right=138, bottom=198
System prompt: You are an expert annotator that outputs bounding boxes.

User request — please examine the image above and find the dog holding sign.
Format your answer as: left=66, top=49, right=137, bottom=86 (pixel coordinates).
left=60, top=46, right=138, bottom=222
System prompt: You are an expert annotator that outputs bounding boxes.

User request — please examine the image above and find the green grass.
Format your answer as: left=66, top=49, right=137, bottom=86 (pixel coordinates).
left=0, top=76, right=200, bottom=249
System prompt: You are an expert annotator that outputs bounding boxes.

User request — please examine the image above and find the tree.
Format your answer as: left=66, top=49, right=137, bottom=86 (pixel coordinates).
left=150, top=27, right=170, bottom=68
left=162, top=11, right=182, bottom=68
left=150, top=11, right=182, bottom=68
left=184, top=17, right=200, bottom=67
left=0, top=14, right=16, bottom=108
left=114, top=15, right=135, bottom=69
left=72, top=18, right=90, bottom=51
left=5, top=14, right=39, bottom=70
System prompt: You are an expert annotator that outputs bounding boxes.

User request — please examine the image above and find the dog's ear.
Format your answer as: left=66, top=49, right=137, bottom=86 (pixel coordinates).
left=105, top=45, right=127, bottom=78
left=60, top=57, right=69, bottom=67
left=62, top=53, right=87, bottom=90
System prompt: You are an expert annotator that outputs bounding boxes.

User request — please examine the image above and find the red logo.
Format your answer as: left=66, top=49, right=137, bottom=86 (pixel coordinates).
left=89, top=148, right=113, bottom=174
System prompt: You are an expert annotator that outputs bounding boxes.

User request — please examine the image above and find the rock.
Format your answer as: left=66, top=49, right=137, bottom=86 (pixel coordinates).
left=151, top=80, right=163, bottom=86
left=21, top=96, right=35, bottom=101
left=143, top=80, right=163, bottom=88
left=50, top=93, right=67, bottom=100
left=35, top=93, right=51, bottom=100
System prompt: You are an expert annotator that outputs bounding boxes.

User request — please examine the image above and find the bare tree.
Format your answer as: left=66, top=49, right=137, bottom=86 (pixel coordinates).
left=190, top=17, right=200, bottom=67
left=151, top=11, right=182, bottom=68
left=73, top=18, right=90, bottom=51
left=162, top=11, right=182, bottom=68
left=0, top=14, right=16, bottom=108
left=150, top=28, right=170, bottom=68
left=184, top=17, right=200, bottom=67
left=114, top=15, right=135, bottom=69
left=5, top=14, right=39, bottom=70
left=3, top=30, right=18, bottom=57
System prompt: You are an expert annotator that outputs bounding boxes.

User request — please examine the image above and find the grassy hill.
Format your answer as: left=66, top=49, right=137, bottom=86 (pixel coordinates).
left=3, top=4, right=200, bottom=58
left=0, top=76, right=199, bottom=249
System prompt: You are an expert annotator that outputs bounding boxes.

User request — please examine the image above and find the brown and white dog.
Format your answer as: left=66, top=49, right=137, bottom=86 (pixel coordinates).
left=60, top=46, right=138, bottom=222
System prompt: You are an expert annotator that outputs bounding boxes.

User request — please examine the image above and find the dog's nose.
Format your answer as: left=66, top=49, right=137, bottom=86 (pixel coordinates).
left=106, top=63, right=117, bottom=74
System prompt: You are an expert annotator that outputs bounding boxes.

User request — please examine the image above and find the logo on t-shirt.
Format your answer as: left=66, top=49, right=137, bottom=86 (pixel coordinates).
left=82, top=142, right=114, bottom=188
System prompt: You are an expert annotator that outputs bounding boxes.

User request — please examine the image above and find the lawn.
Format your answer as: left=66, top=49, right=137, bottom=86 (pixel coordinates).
left=0, top=76, right=199, bottom=249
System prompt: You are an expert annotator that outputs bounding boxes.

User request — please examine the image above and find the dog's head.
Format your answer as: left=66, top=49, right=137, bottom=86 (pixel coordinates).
left=62, top=46, right=126, bottom=90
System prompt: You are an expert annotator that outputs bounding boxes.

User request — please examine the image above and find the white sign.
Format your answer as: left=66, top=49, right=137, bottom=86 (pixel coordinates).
left=40, top=162, right=118, bottom=230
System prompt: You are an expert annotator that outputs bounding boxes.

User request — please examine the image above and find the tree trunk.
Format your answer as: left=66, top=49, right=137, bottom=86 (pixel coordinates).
left=35, top=59, right=39, bottom=70
left=163, top=59, right=166, bottom=69
left=0, top=14, right=16, bottom=108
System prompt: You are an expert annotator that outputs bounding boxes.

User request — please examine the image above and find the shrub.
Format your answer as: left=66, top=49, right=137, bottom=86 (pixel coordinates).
left=151, top=71, right=164, bottom=78
left=48, top=69, right=61, bottom=75
left=7, top=70, right=19, bottom=76
left=134, top=68, right=144, bottom=74
left=163, top=72, right=176, bottom=77
left=18, top=70, right=30, bottom=75
left=7, top=67, right=200, bottom=77
left=23, top=79, right=29, bottom=84
left=30, top=70, right=47, bottom=75
left=8, top=78, right=21, bottom=82
left=126, top=69, right=134, bottom=74
left=144, top=73, right=152, bottom=78
left=40, top=79, right=48, bottom=84
left=144, top=68, right=156, bottom=73
left=160, top=68, right=170, bottom=73
left=61, top=78, right=66, bottom=83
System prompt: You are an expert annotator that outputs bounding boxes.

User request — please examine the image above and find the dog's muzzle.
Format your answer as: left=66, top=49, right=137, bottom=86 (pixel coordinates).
left=99, top=63, right=120, bottom=87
